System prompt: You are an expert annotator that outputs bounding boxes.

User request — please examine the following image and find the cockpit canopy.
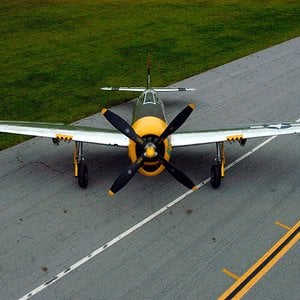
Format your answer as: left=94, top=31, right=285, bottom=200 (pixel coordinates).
left=133, top=88, right=166, bottom=122
left=140, top=89, right=159, bottom=104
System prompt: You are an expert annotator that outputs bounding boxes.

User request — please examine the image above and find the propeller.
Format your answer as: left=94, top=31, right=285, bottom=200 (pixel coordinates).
left=102, top=104, right=197, bottom=195
left=156, top=104, right=195, bottom=145
left=108, top=155, right=145, bottom=196
left=157, top=155, right=197, bottom=190
left=101, top=108, right=144, bottom=146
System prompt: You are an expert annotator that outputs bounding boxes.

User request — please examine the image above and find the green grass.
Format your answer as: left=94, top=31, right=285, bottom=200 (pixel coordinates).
left=1, top=0, right=299, bottom=149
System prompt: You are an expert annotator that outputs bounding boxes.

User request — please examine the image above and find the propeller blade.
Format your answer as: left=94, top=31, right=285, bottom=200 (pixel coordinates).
left=158, top=156, right=198, bottom=191
left=101, top=108, right=144, bottom=145
left=156, top=104, right=195, bottom=145
left=108, top=156, right=145, bottom=196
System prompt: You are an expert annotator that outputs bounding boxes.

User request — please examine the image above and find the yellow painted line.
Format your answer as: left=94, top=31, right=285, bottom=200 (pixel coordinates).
left=222, top=268, right=239, bottom=280
left=275, top=221, right=291, bottom=231
left=219, top=220, right=300, bottom=300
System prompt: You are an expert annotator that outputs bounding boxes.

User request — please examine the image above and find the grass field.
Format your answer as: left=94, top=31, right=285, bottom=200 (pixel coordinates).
left=0, top=0, right=299, bottom=149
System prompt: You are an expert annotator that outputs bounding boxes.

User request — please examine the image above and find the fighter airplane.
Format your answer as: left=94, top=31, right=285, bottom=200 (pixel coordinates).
left=1, top=57, right=300, bottom=195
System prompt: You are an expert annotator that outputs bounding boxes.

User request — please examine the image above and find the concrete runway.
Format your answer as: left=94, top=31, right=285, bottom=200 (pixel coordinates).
left=0, top=37, right=299, bottom=299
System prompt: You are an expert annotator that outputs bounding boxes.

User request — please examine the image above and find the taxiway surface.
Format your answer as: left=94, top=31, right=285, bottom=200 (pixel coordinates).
left=0, top=37, right=299, bottom=299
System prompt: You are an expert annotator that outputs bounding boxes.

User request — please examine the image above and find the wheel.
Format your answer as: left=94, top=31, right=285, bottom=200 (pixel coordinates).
left=78, top=162, right=88, bottom=188
left=211, top=164, right=221, bottom=189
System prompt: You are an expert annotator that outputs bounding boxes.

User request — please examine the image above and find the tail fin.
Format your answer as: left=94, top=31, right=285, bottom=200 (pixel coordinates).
left=101, top=54, right=195, bottom=92
left=147, top=53, right=151, bottom=89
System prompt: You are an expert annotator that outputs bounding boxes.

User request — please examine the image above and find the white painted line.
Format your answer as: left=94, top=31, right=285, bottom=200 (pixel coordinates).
left=19, top=125, right=299, bottom=299
left=225, top=136, right=277, bottom=171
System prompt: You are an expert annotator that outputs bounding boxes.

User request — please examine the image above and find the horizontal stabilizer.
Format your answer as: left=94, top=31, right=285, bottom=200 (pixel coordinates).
left=101, top=87, right=195, bottom=92
left=101, top=87, right=145, bottom=92
left=153, top=88, right=195, bottom=92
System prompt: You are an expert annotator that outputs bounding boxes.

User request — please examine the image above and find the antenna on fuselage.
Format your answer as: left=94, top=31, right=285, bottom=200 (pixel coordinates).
left=147, top=53, right=151, bottom=89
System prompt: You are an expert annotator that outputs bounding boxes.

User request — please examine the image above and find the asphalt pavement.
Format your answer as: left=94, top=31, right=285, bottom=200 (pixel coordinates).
left=0, top=37, right=299, bottom=300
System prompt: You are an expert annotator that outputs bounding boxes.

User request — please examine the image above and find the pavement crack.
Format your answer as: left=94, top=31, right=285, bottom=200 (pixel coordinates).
left=16, top=153, right=67, bottom=174
left=102, top=199, right=127, bottom=213
left=0, top=276, right=14, bottom=299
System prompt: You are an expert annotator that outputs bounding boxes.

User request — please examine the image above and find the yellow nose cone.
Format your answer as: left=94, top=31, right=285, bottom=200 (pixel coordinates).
left=146, top=147, right=156, bottom=158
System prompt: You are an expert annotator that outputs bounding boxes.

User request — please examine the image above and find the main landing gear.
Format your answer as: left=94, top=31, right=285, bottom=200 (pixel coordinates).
left=211, top=142, right=225, bottom=189
left=74, top=142, right=88, bottom=188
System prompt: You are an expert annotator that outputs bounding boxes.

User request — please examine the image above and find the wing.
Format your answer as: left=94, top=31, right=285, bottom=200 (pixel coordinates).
left=0, top=121, right=129, bottom=147
left=171, top=122, right=300, bottom=147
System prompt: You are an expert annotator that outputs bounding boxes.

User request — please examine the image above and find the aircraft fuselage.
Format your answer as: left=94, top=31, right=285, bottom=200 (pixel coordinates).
left=129, top=89, right=172, bottom=176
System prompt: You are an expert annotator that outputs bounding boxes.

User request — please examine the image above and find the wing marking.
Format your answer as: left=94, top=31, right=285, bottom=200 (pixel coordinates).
left=226, top=134, right=244, bottom=142
left=171, top=122, right=300, bottom=147
left=56, top=134, right=73, bottom=142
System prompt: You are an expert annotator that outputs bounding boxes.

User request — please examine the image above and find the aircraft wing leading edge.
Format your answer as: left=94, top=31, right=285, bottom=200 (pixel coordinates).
left=171, top=122, right=300, bottom=147
left=1, top=121, right=299, bottom=148
left=0, top=121, right=129, bottom=147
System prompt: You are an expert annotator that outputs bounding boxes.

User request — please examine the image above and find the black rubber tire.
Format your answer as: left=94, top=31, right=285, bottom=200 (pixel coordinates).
left=211, top=164, right=221, bottom=189
left=78, top=162, right=88, bottom=188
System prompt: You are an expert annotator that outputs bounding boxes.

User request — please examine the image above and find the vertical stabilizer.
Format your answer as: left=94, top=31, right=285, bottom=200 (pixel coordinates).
left=147, top=53, right=151, bottom=89
left=101, top=53, right=195, bottom=92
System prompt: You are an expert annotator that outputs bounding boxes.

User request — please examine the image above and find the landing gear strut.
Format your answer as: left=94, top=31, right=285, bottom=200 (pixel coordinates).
left=211, top=142, right=225, bottom=189
left=74, top=142, right=88, bottom=188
